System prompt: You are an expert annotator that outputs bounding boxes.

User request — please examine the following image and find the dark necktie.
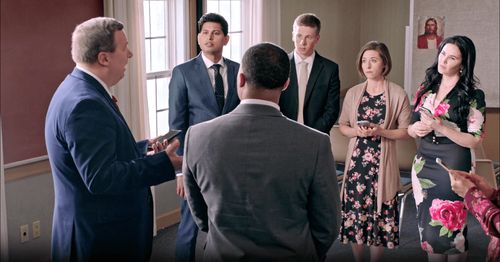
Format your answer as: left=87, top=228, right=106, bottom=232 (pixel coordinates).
left=212, top=64, right=224, bottom=113
left=111, top=95, right=120, bottom=112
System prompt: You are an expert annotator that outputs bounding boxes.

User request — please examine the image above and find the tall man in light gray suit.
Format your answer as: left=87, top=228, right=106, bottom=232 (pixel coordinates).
left=183, top=43, right=340, bottom=262
left=169, top=13, right=240, bottom=262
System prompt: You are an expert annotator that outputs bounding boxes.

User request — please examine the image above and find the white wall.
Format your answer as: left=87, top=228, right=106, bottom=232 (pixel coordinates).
left=410, top=0, right=500, bottom=107
left=280, top=0, right=410, bottom=96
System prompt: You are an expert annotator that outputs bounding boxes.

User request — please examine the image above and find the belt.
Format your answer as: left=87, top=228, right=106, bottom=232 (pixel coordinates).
left=422, top=134, right=454, bottom=144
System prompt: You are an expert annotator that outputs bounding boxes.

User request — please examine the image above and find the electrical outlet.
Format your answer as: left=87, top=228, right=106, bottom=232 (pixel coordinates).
left=32, top=220, right=41, bottom=239
left=20, top=224, right=29, bottom=243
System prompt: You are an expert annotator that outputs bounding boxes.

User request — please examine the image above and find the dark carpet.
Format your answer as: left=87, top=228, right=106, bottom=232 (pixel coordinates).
left=151, top=194, right=488, bottom=261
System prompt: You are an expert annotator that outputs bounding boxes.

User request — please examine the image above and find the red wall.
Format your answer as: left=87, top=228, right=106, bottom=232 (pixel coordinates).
left=1, top=0, right=103, bottom=164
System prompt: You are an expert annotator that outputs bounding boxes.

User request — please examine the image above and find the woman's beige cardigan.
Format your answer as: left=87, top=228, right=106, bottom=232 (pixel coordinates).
left=338, top=80, right=411, bottom=213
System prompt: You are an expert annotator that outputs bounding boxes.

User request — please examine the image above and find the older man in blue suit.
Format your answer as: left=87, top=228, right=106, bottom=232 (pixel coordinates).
left=45, top=17, right=182, bottom=261
left=168, top=13, right=240, bottom=262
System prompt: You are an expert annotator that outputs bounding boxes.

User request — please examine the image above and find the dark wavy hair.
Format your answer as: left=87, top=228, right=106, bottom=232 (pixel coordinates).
left=198, top=13, right=228, bottom=36
left=414, top=35, right=479, bottom=124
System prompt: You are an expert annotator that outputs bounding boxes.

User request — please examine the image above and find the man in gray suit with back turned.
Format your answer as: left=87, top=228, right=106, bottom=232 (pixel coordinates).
left=183, top=43, right=340, bottom=262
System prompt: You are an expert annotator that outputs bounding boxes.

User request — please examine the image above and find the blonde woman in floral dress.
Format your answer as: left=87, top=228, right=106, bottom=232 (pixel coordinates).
left=338, top=41, right=411, bottom=262
left=408, top=35, right=486, bottom=262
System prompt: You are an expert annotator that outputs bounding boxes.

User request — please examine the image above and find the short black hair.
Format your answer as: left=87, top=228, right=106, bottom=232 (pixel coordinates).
left=198, top=13, right=229, bottom=35
left=241, top=43, right=290, bottom=90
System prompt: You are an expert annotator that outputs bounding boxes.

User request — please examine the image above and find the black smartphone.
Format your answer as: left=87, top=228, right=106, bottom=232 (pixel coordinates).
left=148, top=130, right=181, bottom=150
left=419, top=106, right=433, bottom=117
left=356, top=120, right=371, bottom=128
left=157, top=129, right=181, bottom=143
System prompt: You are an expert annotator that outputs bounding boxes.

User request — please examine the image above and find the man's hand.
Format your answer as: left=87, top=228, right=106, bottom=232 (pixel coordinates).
left=165, top=139, right=182, bottom=171
left=176, top=176, right=185, bottom=198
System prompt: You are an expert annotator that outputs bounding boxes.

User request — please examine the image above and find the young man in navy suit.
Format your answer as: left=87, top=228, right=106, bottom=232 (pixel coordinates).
left=45, top=17, right=182, bottom=261
left=279, top=13, right=340, bottom=134
left=168, top=13, right=240, bottom=262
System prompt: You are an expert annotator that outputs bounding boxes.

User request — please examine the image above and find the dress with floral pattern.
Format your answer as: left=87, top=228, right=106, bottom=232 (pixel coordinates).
left=340, top=91, right=399, bottom=248
left=411, top=86, right=486, bottom=254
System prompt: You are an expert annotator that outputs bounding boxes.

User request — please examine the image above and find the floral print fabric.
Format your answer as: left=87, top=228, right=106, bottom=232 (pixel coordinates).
left=340, top=91, right=399, bottom=248
left=464, top=187, right=500, bottom=262
left=411, top=87, right=486, bottom=254
left=412, top=86, right=486, bottom=138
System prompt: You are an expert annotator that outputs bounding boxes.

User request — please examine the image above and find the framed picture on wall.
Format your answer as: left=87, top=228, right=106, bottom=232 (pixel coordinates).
left=417, top=16, right=445, bottom=49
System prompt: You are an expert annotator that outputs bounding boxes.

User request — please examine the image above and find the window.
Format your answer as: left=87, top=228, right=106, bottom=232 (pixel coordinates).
left=144, top=0, right=187, bottom=138
left=143, top=0, right=241, bottom=138
left=206, top=0, right=242, bottom=62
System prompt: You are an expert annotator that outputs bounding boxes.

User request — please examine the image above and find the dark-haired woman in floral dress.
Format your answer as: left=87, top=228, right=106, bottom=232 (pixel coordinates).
left=408, top=35, right=486, bottom=262
left=338, top=41, right=411, bottom=262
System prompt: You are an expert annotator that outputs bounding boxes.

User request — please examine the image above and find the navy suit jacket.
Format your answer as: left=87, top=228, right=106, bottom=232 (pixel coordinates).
left=45, top=68, right=176, bottom=261
left=279, top=51, right=340, bottom=134
left=169, top=53, right=240, bottom=154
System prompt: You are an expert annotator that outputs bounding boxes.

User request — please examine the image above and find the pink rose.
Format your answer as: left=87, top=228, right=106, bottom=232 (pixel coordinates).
left=429, top=199, right=467, bottom=231
left=362, top=152, right=374, bottom=162
left=467, top=107, right=484, bottom=134
left=434, top=102, right=450, bottom=117
left=421, top=93, right=436, bottom=113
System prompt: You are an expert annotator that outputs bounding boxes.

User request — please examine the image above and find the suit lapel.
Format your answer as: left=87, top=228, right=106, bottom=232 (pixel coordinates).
left=288, top=55, right=299, bottom=109
left=224, top=58, right=237, bottom=114
left=305, top=53, right=324, bottom=106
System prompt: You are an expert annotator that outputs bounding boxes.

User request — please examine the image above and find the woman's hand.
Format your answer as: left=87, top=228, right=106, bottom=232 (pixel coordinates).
left=356, top=125, right=372, bottom=137
left=449, top=170, right=476, bottom=197
left=420, top=111, right=446, bottom=132
left=410, top=121, right=433, bottom=137
left=368, top=123, right=384, bottom=137
left=449, top=170, right=495, bottom=198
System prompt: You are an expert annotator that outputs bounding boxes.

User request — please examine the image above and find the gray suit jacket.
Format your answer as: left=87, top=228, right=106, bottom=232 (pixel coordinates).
left=183, top=103, right=340, bottom=261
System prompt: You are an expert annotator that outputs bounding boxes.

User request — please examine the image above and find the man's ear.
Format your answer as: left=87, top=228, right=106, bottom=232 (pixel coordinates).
left=97, top=52, right=109, bottom=66
left=281, top=78, right=290, bottom=92
left=238, top=72, right=246, bottom=88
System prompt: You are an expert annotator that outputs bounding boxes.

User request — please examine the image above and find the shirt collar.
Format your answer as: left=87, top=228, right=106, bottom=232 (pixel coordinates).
left=241, top=99, right=280, bottom=110
left=75, top=65, right=113, bottom=98
left=293, top=51, right=315, bottom=66
left=201, top=52, right=225, bottom=69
